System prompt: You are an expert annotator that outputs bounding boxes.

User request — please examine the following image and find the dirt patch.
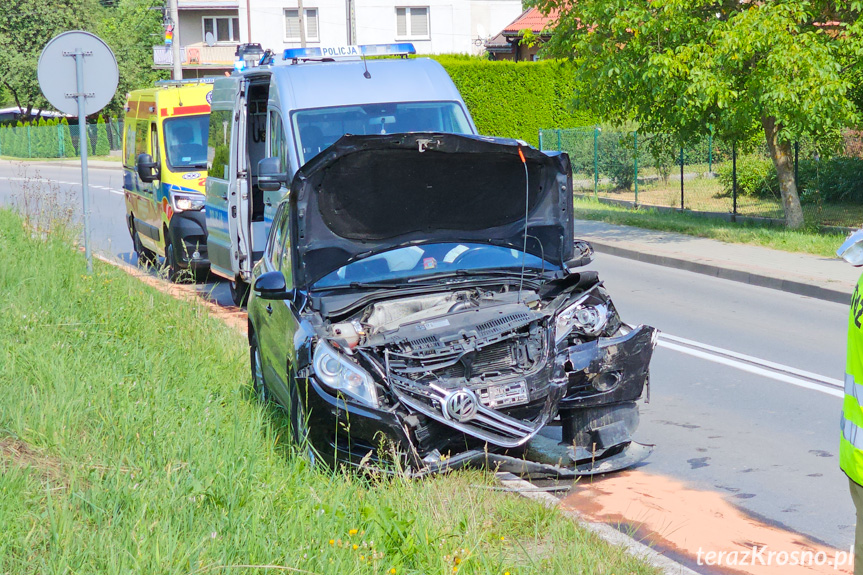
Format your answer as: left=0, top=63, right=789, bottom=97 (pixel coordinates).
left=0, top=437, right=67, bottom=486
left=560, top=470, right=853, bottom=575
left=98, top=256, right=248, bottom=336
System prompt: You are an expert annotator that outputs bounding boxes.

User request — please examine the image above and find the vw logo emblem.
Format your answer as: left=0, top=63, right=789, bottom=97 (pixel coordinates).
left=443, top=389, right=478, bottom=422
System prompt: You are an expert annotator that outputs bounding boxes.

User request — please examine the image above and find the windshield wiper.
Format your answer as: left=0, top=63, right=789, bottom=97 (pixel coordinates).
left=411, top=269, right=546, bottom=282
left=312, top=280, right=435, bottom=292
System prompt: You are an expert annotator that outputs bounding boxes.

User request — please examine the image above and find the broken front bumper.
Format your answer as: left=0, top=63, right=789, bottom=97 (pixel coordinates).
left=301, top=324, right=658, bottom=477
left=550, top=324, right=658, bottom=473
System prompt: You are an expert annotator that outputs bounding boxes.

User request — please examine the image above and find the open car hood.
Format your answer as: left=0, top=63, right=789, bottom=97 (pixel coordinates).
left=290, top=132, right=574, bottom=288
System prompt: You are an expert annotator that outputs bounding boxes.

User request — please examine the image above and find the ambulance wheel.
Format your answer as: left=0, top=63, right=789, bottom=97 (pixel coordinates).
left=230, top=277, right=250, bottom=307
left=132, top=224, right=156, bottom=267
left=165, top=242, right=181, bottom=282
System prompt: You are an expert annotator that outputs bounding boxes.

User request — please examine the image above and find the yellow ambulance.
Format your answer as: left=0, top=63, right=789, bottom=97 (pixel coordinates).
left=122, top=79, right=213, bottom=280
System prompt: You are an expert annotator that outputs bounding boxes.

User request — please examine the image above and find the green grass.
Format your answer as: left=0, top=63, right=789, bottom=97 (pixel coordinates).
left=0, top=209, right=658, bottom=575
left=574, top=197, right=847, bottom=258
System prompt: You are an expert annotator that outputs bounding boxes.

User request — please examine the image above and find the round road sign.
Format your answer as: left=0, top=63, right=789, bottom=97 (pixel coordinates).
left=37, top=31, right=118, bottom=117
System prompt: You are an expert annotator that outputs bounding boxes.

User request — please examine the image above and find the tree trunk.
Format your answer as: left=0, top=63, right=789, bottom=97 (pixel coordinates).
left=762, top=115, right=805, bottom=229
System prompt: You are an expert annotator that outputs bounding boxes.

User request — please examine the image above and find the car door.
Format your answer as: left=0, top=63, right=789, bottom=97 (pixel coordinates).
left=135, top=117, right=161, bottom=252
left=205, top=98, right=238, bottom=278
left=257, top=203, right=289, bottom=402
left=147, top=121, right=165, bottom=254
left=263, top=204, right=300, bottom=405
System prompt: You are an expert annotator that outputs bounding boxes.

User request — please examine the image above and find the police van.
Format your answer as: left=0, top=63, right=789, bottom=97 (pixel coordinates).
left=204, top=43, right=478, bottom=305
left=123, top=79, right=213, bottom=280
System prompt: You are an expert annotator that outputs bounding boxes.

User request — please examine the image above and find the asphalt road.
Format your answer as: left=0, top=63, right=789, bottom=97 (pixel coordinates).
left=0, top=159, right=853, bottom=550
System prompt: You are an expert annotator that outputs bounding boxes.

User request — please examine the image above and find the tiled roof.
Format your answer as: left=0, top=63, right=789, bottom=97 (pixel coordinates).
left=501, top=8, right=558, bottom=35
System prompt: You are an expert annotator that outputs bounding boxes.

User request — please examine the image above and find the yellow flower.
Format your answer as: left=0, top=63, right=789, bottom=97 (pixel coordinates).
left=353, top=544, right=359, bottom=550
left=349, top=529, right=359, bottom=536
left=500, top=536, right=505, bottom=541
left=360, top=555, right=365, bottom=561
left=390, top=569, right=397, bottom=574
left=454, top=557, right=461, bottom=565
left=328, top=539, right=335, bottom=545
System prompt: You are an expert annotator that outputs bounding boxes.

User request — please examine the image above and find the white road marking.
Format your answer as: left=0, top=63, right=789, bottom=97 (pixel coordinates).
left=657, top=333, right=844, bottom=398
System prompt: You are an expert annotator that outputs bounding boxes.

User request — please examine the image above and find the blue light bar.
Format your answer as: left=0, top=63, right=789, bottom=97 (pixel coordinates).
left=283, top=43, right=416, bottom=61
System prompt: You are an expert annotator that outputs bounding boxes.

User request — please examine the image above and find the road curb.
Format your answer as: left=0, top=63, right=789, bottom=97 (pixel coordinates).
left=589, top=240, right=851, bottom=306
left=496, top=472, right=702, bottom=575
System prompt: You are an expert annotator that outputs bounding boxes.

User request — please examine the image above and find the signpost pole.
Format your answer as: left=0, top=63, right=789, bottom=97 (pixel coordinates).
left=73, top=50, right=93, bottom=274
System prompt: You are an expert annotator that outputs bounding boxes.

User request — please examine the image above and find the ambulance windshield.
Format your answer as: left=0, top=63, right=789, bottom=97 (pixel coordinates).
left=164, top=115, right=209, bottom=170
left=292, top=101, right=472, bottom=164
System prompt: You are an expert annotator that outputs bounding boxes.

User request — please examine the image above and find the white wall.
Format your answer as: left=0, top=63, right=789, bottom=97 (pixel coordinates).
left=238, top=0, right=522, bottom=55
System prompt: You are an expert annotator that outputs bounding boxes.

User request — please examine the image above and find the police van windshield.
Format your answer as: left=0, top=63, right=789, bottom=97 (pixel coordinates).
left=164, top=115, right=209, bottom=170
left=293, top=101, right=472, bottom=164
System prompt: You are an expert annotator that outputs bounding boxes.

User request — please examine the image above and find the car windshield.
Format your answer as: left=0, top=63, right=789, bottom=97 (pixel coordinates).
left=292, top=101, right=472, bottom=164
left=164, top=115, right=209, bottom=170
left=313, top=243, right=551, bottom=289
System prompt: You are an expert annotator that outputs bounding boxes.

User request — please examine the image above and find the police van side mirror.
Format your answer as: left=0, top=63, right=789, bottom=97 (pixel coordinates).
left=136, top=153, right=160, bottom=183
left=258, top=157, right=287, bottom=192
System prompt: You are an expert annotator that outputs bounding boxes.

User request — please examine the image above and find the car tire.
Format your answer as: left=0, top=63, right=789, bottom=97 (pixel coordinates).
left=165, top=242, right=181, bottom=282
left=288, top=373, right=315, bottom=464
left=132, top=222, right=156, bottom=267
left=249, top=330, right=268, bottom=403
left=230, top=277, right=250, bottom=307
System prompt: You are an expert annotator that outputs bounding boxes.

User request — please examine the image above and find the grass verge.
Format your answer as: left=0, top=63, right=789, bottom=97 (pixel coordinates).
left=574, top=197, right=846, bottom=258
left=0, top=209, right=659, bottom=575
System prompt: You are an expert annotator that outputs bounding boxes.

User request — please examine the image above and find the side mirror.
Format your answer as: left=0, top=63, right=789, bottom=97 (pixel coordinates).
left=254, top=271, right=294, bottom=300
left=838, top=229, right=863, bottom=266
left=258, top=157, right=287, bottom=192
left=136, top=153, right=159, bottom=183
left=565, top=240, right=595, bottom=269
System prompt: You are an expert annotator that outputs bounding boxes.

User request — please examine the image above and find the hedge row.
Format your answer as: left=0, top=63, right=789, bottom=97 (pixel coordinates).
left=717, top=154, right=863, bottom=205
left=0, top=115, right=113, bottom=159
left=432, top=57, right=593, bottom=146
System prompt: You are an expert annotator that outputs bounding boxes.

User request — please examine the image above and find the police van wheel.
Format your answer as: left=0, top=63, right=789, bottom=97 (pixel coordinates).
left=230, top=277, right=250, bottom=307
left=133, top=225, right=156, bottom=268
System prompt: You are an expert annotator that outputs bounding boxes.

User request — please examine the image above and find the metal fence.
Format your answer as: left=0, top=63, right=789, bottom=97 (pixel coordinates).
left=540, top=127, right=863, bottom=229
left=0, top=120, right=124, bottom=159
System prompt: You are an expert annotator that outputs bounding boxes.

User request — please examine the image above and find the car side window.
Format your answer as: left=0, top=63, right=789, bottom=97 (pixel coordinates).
left=207, top=108, right=233, bottom=180
left=124, top=121, right=137, bottom=166
left=268, top=110, right=289, bottom=173
left=269, top=204, right=285, bottom=269
left=279, top=213, right=291, bottom=287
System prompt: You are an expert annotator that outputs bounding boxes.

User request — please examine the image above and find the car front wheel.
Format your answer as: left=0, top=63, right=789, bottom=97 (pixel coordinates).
left=249, top=330, right=268, bottom=403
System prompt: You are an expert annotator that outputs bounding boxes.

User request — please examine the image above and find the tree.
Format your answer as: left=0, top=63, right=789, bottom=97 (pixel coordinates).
left=60, top=118, right=77, bottom=157
left=0, top=0, right=94, bottom=120
left=96, top=0, right=169, bottom=116
left=530, top=0, right=862, bottom=228
left=95, top=115, right=110, bottom=155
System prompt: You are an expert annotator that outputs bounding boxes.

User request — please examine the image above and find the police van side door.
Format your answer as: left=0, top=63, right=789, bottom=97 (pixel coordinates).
left=205, top=84, right=240, bottom=280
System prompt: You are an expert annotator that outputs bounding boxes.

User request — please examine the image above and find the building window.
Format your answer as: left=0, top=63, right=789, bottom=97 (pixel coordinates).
left=395, top=7, right=429, bottom=39
left=284, top=8, right=319, bottom=42
left=203, top=16, right=240, bottom=43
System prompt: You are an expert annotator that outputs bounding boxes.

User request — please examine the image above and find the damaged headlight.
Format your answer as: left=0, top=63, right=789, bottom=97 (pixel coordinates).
left=313, top=340, right=379, bottom=407
left=555, top=290, right=611, bottom=342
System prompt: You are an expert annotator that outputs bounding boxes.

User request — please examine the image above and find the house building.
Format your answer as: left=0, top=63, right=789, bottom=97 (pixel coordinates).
left=154, top=0, right=523, bottom=75
left=485, top=7, right=557, bottom=61
left=153, top=0, right=241, bottom=78
left=239, top=0, right=522, bottom=56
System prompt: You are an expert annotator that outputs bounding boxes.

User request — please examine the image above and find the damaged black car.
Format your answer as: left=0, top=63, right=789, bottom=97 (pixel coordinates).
left=246, top=132, right=657, bottom=477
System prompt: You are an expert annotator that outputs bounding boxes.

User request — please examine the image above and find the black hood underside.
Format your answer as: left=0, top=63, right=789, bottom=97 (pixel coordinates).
left=290, top=132, right=574, bottom=288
